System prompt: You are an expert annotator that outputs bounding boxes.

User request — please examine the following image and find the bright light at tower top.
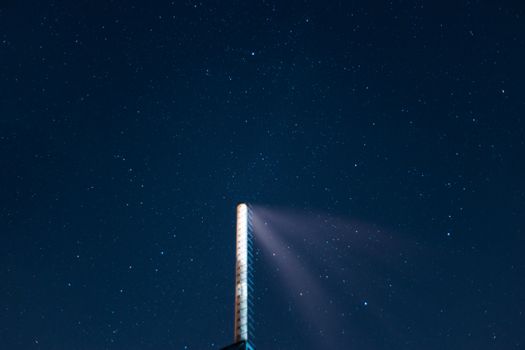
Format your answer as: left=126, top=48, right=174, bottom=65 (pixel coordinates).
left=237, top=202, right=248, bottom=211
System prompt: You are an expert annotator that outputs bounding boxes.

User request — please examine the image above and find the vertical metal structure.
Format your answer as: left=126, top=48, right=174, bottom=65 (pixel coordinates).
left=233, top=203, right=255, bottom=349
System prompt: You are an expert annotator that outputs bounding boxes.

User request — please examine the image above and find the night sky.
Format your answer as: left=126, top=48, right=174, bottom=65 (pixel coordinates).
left=1, top=1, right=525, bottom=349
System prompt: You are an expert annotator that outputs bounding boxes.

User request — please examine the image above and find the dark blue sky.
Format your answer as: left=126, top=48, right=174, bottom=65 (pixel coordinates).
left=1, top=1, right=524, bottom=349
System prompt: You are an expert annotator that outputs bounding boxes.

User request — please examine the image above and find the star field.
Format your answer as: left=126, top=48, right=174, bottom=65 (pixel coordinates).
left=1, top=1, right=524, bottom=349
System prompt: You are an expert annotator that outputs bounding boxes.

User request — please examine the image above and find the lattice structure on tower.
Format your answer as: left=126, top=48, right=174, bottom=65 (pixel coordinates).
left=221, top=203, right=255, bottom=350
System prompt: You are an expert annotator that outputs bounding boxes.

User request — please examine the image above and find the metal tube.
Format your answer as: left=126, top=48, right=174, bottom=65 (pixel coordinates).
left=234, top=203, right=254, bottom=346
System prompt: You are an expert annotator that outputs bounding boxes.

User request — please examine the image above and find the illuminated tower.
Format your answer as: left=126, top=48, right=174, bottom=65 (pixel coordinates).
left=221, top=203, right=255, bottom=350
